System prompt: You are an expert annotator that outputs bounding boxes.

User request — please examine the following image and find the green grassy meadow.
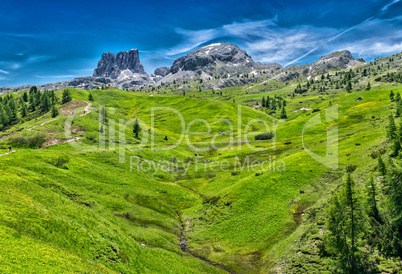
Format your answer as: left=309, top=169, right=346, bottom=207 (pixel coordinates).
left=0, top=72, right=401, bottom=272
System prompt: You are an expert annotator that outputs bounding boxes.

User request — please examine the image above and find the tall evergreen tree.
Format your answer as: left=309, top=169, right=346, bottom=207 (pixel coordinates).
left=378, top=155, right=386, bottom=175
left=62, top=89, right=72, bottom=104
left=100, top=106, right=106, bottom=125
left=8, top=98, right=18, bottom=123
left=396, top=92, right=401, bottom=103
left=280, top=106, right=287, bottom=119
left=262, top=96, right=265, bottom=108
left=51, top=106, right=59, bottom=118
left=21, top=103, right=27, bottom=117
left=34, top=90, right=41, bottom=107
left=29, top=86, right=38, bottom=95
left=133, top=118, right=141, bottom=138
left=391, top=139, right=401, bottom=157
left=22, top=92, right=28, bottom=102
left=365, top=177, right=381, bottom=224
left=28, top=94, right=35, bottom=112
left=50, top=90, right=57, bottom=106
left=387, top=114, right=397, bottom=140
left=88, top=93, right=94, bottom=102
left=390, top=90, right=395, bottom=101
left=346, top=81, right=352, bottom=92
left=40, top=93, right=50, bottom=113
left=326, top=173, right=367, bottom=272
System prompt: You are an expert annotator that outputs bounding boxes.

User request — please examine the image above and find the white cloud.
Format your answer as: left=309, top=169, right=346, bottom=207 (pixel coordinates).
left=0, top=69, right=9, bottom=75
left=382, top=0, right=400, bottom=12
left=165, top=12, right=402, bottom=67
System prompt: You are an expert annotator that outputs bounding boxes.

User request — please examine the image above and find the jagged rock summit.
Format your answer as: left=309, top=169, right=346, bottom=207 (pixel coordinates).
left=0, top=43, right=370, bottom=93
left=315, top=50, right=362, bottom=69
left=157, top=42, right=276, bottom=85
left=93, top=49, right=145, bottom=79
left=170, top=42, right=256, bottom=74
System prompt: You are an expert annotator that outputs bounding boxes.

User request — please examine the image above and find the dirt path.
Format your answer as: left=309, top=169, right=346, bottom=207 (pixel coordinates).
left=0, top=150, right=16, bottom=157
left=0, top=128, right=23, bottom=142
left=24, top=101, right=92, bottom=149
left=27, top=119, right=57, bottom=132
left=78, top=101, right=92, bottom=117
left=28, top=101, right=92, bottom=133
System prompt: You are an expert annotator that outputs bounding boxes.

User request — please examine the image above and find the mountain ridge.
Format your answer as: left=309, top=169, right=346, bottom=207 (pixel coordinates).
left=0, top=43, right=367, bottom=93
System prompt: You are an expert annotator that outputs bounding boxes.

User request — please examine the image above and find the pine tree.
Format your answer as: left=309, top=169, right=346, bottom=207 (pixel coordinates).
left=23, top=92, right=28, bottom=102
left=50, top=90, right=57, bottom=106
left=8, top=99, right=18, bottom=123
left=365, top=177, right=381, bottom=224
left=88, top=93, right=94, bottom=102
left=34, top=91, right=41, bottom=107
left=391, top=139, right=401, bottom=157
left=28, top=94, right=35, bottom=112
left=4, top=105, right=11, bottom=126
left=390, top=90, right=395, bottom=101
left=396, top=92, right=401, bottom=103
left=387, top=114, right=397, bottom=140
left=0, top=105, right=6, bottom=128
left=133, top=118, right=141, bottom=138
left=397, top=103, right=402, bottom=118
left=346, top=81, right=352, bottom=92
left=29, top=86, right=38, bottom=94
left=51, top=106, right=59, bottom=118
left=271, top=99, right=276, bottom=110
left=40, top=93, right=50, bottom=113
left=280, top=106, right=287, bottom=119
left=378, top=155, right=386, bottom=175
left=326, top=173, right=366, bottom=272
left=366, top=82, right=371, bottom=91
left=100, top=106, right=106, bottom=125
left=21, top=103, right=27, bottom=117
left=62, top=89, right=72, bottom=104
left=262, top=96, right=265, bottom=108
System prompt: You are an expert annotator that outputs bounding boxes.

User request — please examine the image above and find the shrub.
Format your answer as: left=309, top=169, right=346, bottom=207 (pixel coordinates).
left=54, top=155, right=70, bottom=168
left=8, top=131, right=46, bottom=148
left=255, top=132, right=275, bottom=140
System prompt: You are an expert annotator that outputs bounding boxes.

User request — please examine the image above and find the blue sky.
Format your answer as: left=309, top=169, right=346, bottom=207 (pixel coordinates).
left=0, top=0, right=402, bottom=87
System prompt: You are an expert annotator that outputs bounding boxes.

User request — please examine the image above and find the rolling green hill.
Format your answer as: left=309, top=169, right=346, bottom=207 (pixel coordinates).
left=1, top=55, right=402, bottom=273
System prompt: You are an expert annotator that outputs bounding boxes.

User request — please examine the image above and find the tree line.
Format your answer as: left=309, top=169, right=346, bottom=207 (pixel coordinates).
left=323, top=94, right=402, bottom=272
left=0, top=86, right=72, bottom=130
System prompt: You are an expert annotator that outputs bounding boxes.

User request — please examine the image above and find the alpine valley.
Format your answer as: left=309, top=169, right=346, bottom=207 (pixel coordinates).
left=0, top=42, right=402, bottom=273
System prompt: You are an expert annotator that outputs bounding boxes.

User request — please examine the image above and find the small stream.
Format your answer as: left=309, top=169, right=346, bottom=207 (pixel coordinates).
left=175, top=211, right=234, bottom=273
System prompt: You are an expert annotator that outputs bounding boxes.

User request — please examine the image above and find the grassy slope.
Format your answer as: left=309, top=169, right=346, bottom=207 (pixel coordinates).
left=0, top=77, right=400, bottom=272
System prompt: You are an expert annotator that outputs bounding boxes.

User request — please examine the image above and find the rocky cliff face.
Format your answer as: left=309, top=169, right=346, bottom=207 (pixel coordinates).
left=1, top=44, right=370, bottom=93
left=169, top=42, right=258, bottom=75
left=154, top=67, right=170, bottom=77
left=93, top=49, right=145, bottom=78
left=314, top=50, right=360, bottom=69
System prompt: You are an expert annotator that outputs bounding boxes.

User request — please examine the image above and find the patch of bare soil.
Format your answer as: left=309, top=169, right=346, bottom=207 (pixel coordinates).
left=58, top=101, right=87, bottom=115
left=40, top=136, right=80, bottom=149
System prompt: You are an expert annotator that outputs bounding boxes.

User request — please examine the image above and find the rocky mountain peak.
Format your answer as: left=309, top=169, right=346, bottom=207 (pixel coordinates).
left=315, top=50, right=361, bottom=68
left=93, top=49, right=145, bottom=79
left=170, top=42, right=256, bottom=74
